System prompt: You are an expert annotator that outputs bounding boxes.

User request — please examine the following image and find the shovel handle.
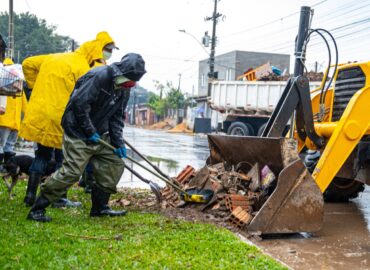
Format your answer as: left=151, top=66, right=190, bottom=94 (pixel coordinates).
left=123, top=139, right=170, bottom=179
left=124, top=164, right=149, bottom=184
left=97, top=139, right=185, bottom=193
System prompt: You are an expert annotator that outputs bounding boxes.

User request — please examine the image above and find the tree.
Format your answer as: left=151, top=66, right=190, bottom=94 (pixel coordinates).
left=147, top=92, right=166, bottom=119
left=166, top=88, right=185, bottom=110
left=0, top=12, right=74, bottom=62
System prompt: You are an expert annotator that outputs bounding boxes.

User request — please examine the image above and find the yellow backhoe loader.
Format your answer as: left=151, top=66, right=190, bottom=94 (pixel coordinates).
left=207, top=6, right=370, bottom=234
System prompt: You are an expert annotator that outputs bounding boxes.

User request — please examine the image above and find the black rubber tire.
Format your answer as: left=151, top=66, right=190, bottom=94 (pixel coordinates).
left=304, top=150, right=365, bottom=202
left=323, top=178, right=365, bottom=202
left=227, top=122, right=254, bottom=136
left=257, top=123, right=267, bottom=136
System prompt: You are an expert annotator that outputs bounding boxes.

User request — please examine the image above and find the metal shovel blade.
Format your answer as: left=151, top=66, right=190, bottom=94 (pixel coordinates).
left=207, top=135, right=324, bottom=234
left=149, top=182, right=163, bottom=203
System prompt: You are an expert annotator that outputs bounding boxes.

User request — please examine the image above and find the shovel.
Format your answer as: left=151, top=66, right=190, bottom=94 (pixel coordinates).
left=123, top=165, right=162, bottom=203
left=123, top=139, right=170, bottom=179
left=98, top=139, right=213, bottom=203
left=95, top=139, right=162, bottom=202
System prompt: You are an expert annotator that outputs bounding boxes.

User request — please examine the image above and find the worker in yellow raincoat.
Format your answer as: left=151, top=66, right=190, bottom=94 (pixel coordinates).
left=20, top=32, right=118, bottom=207
left=0, top=58, right=27, bottom=167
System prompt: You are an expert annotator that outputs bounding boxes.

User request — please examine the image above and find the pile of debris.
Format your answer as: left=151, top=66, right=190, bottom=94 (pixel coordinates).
left=257, top=71, right=324, bottom=82
left=160, top=162, right=277, bottom=230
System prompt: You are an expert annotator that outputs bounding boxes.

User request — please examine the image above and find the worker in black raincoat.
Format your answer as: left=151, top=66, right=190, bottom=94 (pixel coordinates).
left=27, top=53, right=146, bottom=222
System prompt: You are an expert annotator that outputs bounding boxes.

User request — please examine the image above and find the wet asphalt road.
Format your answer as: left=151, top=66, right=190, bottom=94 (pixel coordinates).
left=118, top=127, right=209, bottom=189
left=122, top=127, right=370, bottom=270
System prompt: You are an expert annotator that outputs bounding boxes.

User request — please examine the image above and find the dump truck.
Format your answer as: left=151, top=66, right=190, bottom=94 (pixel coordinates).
left=207, top=6, right=370, bottom=234
left=209, top=80, right=321, bottom=135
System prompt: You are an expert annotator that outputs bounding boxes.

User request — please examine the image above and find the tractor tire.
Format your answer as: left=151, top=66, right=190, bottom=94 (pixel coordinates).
left=303, top=150, right=365, bottom=202
left=227, top=122, right=254, bottom=136
left=323, top=178, right=365, bottom=202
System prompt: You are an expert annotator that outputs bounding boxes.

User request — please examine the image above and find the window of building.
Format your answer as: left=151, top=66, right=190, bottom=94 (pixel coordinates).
left=201, top=74, right=206, bottom=87
left=225, top=68, right=232, bottom=81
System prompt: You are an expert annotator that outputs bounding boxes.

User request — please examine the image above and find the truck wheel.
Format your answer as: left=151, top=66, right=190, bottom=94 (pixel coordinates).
left=227, top=122, right=254, bottom=136
left=303, top=150, right=365, bottom=202
left=257, top=123, right=267, bottom=136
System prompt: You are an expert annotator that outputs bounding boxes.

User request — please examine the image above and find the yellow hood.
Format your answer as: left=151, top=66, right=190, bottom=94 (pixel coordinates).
left=75, top=39, right=106, bottom=66
left=3, top=58, right=14, bottom=65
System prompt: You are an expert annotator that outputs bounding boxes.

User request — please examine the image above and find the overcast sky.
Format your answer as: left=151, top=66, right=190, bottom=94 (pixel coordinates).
left=1, top=0, right=369, bottom=95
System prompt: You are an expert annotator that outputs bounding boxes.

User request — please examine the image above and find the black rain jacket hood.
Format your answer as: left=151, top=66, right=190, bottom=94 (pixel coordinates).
left=61, top=53, right=146, bottom=147
left=111, top=53, right=146, bottom=81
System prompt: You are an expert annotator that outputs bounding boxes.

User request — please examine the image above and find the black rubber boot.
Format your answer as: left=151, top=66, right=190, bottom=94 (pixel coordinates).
left=84, top=172, right=94, bottom=194
left=52, top=197, right=82, bottom=208
left=24, top=172, right=42, bottom=207
left=90, top=185, right=127, bottom=217
left=27, top=193, right=51, bottom=222
left=52, top=190, right=82, bottom=208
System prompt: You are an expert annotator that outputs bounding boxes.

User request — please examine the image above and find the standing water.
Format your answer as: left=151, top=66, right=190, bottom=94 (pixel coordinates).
left=119, top=127, right=209, bottom=188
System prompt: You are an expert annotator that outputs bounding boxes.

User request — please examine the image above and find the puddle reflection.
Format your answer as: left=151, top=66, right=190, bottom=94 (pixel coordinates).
left=118, top=127, right=209, bottom=189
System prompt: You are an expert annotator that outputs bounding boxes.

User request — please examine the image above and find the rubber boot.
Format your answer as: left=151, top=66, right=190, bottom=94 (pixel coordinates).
left=24, top=172, right=42, bottom=207
left=84, top=171, right=94, bottom=194
left=52, top=191, right=82, bottom=208
left=27, top=193, right=52, bottom=222
left=90, top=185, right=127, bottom=217
left=78, top=177, right=86, bottom=188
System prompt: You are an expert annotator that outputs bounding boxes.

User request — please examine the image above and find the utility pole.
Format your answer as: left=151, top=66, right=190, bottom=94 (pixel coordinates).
left=132, top=90, right=136, bottom=125
left=8, top=0, right=14, bottom=59
left=205, top=0, right=222, bottom=96
left=177, top=73, right=182, bottom=91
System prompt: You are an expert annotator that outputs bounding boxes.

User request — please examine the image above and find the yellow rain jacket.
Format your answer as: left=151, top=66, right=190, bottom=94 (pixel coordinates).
left=19, top=39, right=106, bottom=148
left=0, top=58, right=28, bottom=131
left=90, top=31, right=116, bottom=67
left=0, top=93, right=27, bottom=131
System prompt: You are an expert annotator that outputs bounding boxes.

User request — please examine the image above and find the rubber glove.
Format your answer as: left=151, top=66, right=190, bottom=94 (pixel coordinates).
left=114, top=145, right=127, bottom=158
left=88, top=132, right=101, bottom=143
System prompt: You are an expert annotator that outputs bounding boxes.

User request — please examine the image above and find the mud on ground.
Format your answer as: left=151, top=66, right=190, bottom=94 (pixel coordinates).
left=111, top=188, right=251, bottom=237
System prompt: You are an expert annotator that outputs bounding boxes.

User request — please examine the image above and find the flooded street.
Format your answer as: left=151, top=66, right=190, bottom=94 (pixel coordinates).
left=253, top=189, right=370, bottom=270
left=118, top=127, right=209, bottom=188
left=122, top=127, right=370, bottom=269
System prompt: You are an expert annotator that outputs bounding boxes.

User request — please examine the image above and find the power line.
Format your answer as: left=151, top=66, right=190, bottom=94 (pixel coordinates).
left=220, top=0, right=328, bottom=38
left=219, top=3, right=370, bottom=53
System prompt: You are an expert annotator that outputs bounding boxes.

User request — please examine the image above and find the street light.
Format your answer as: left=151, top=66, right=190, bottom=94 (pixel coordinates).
left=178, top=29, right=210, bottom=56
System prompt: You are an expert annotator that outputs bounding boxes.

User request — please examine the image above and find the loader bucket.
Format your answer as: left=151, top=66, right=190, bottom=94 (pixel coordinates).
left=207, top=135, right=324, bottom=234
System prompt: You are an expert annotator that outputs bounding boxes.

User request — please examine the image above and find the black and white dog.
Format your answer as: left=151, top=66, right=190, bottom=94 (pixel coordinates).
left=2, top=154, right=34, bottom=198
left=2, top=153, right=59, bottom=198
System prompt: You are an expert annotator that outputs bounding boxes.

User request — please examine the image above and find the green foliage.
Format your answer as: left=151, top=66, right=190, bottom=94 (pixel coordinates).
left=0, top=181, right=286, bottom=270
left=0, top=12, right=74, bottom=63
left=147, top=92, right=166, bottom=117
left=166, top=82, right=185, bottom=109
left=148, top=81, right=187, bottom=118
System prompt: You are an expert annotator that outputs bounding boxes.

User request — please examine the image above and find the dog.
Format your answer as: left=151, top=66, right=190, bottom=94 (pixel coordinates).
left=2, top=153, right=59, bottom=199
left=2, top=154, right=34, bottom=198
